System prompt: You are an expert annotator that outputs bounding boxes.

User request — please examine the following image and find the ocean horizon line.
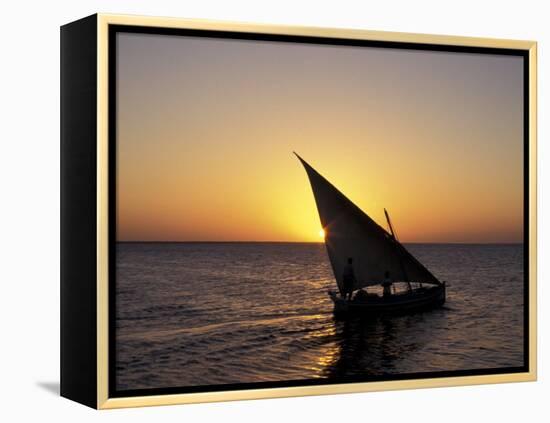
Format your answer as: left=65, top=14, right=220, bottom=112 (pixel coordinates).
left=117, top=240, right=524, bottom=245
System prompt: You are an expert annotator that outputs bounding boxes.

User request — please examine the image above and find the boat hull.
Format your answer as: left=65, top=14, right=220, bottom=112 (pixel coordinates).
left=329, top=283, right=446, bottom=316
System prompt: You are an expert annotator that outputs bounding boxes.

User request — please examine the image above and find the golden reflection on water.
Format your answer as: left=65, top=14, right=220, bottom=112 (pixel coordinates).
left=302, top=316, right=342, bottom=376
left=314, top=344, right=341, bottom=376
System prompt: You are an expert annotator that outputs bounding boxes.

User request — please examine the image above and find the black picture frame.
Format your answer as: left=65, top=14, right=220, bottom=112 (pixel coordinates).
left=61, top=13, right=537, bottom=409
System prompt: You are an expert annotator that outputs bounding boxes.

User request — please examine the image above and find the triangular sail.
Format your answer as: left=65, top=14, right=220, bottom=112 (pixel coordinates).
left=295, top=153, right=441, bottom=294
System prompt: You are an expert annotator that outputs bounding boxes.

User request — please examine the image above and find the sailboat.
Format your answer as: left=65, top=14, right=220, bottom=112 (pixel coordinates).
left=295, top=153, right=446, bottom=315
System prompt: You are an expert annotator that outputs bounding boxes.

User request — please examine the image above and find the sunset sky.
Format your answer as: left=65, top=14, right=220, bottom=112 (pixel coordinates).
left=116, top=32, right=524, bottom=243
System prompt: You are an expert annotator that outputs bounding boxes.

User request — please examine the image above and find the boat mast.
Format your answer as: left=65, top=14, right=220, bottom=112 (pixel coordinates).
left=384, top=208, right=398, bottom=240
left=384, top=209, right=413, bottom=292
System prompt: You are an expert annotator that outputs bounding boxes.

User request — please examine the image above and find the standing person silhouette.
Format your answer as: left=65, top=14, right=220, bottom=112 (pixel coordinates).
left=382, top=270, right=393, bottom=298
left=342, top=257, right=356, bottom=301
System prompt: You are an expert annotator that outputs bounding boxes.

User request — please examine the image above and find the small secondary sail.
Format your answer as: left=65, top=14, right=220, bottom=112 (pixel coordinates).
left=295, top=153, right=441, bottom=294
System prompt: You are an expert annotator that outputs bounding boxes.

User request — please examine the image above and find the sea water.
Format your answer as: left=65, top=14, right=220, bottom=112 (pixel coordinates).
left=115, top=242, right=524, bottom=390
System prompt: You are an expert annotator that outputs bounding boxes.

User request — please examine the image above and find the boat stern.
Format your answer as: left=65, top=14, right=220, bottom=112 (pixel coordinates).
left=328, top=290, right=350, bottom=314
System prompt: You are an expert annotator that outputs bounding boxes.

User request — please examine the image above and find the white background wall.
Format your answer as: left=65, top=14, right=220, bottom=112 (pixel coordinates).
left=0, top=0, right=547, bottom=421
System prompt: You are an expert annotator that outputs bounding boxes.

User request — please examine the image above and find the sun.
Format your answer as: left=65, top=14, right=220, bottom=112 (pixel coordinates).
left=318, top=228, right=326, bottom=239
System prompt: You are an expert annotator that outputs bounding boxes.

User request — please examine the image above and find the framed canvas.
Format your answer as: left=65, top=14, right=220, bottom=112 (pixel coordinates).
left=60, top=14, right=537, bottom=409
